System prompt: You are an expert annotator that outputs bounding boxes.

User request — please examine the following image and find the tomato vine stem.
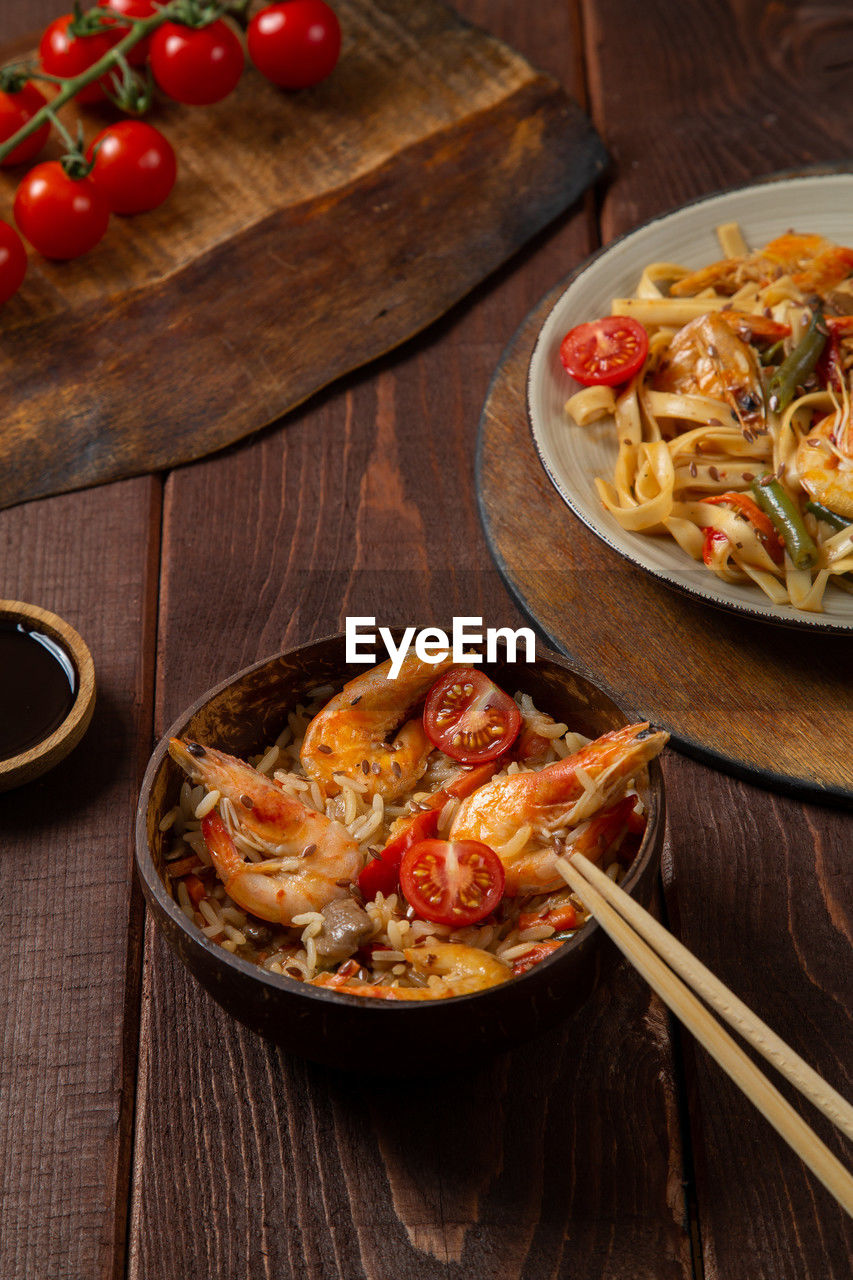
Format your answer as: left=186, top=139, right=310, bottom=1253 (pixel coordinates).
left=0, top=1, right=247, bottom=165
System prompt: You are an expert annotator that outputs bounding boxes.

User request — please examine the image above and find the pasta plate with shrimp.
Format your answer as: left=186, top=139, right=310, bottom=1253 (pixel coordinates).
left=527, top=175, right=853, bottom=628
left=561, top=225, right=853, bottom=613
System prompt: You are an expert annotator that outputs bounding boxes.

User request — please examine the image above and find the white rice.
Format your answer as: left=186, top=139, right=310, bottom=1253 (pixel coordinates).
left=159, top=807, right=179, bottom=833
left=194, top=789, right=220, bottom=820
left=255, top=745, right=280, bottom=775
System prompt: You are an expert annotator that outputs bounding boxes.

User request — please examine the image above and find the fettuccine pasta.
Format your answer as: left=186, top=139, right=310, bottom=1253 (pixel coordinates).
left=563, top=225, right=853, bottom=612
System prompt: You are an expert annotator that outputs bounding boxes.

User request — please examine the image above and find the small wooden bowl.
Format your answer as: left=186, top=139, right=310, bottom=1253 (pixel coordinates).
left=0, top=600, right=96, bottom=792
left=136, top=633, right=666, bottom=1073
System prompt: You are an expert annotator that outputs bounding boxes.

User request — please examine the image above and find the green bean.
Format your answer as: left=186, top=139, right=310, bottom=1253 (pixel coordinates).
left=805, top=500, right=852, bottom=533
left=760, top=340, right=785, bottom=367
left=751, top=475, right=819, bottom=569
left=767, top=309, right=827, bottom=413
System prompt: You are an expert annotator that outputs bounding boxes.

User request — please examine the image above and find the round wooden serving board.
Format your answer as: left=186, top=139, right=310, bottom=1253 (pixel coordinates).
left=477, top=286, right=853, bottom=805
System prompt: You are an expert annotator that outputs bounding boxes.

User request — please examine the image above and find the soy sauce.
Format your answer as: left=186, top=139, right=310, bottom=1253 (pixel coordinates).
left=0, top=622, right=77, bottom=760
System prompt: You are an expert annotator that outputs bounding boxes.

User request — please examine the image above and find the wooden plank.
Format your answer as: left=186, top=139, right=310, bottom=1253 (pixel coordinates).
left=476, top=289, right=853, bottom=800
left=127, top=4, right=692, bottom=1274
left=131, top=928, right=691, bottom=1279
left=0, top=477, right=159, bottom=1280
left=662, top=758, right=853, bottom=1278
left=582, top=1, right=853, bottom=1274
left=0, top=0, right=605, bottom=511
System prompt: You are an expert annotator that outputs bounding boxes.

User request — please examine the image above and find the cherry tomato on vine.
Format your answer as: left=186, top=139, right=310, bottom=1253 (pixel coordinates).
left=423, top=667, right=521, bottom=763
left=0, top=221, right=27, bottom=304
left=247, top=0, right=341, bottom=89
left=400, top=839, right=505, bottom=927
left=39, top=13, right=119, bottom=104
left=97, top=0, right=158, bottom=66
left=0, top=83, right=51, bottom=167
left=149, top=20, right=244, bottom=106
left=559, top=316, right=649, bottom=386
left=14, top=163, right=110, bottom=260
left=87, top=121, right=177, bottom=214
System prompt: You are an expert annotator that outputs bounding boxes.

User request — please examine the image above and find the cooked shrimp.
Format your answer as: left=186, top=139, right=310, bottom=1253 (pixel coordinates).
left=653, top=311, right=765, bottom=429
left=449, top=723, right=667, bottom=894
left=168, top=738, right=361, bottom=924
left=310, top=941, right=510, bottom=1000
left=668, top=233, right=853, bottom=299
left=300, top=651, right=455, bottom=801
left=797, top=411, right=853, bottom=519
left=770, top=236, right=853, bottom=294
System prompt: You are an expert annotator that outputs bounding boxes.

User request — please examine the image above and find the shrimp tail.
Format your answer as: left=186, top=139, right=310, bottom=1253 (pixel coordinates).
left=168, top=737, right=310, bottom=844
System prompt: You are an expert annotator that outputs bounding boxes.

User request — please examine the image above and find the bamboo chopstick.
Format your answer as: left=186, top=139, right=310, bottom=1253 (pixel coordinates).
left=566, top=852, right=853, bottom=1142
left=556, top=852, right=853, bottom=1218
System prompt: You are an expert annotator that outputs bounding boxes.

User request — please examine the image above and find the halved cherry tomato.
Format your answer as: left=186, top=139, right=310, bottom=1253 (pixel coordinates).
left=423, top=668, right=521, bottom=763
left=358, top=757, right=508, bottom=902
left=87, top=121, right=177, bottom=215
left=705, top=491, right=784, bottom=565
left=400, top=838, right=505, bottom=927
left=559, top=316, right=649, bottom=386
left=357, top=808, right=438, bottom=900
left=39, top=13, right=120, bottom=104
left=0, top=83, right=51, bottom=167
left=0, top=220, right=26, bottom=304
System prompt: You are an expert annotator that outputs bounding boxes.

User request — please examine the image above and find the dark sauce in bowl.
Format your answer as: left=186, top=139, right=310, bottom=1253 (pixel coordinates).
left=0, top=622, right=77, bottom=760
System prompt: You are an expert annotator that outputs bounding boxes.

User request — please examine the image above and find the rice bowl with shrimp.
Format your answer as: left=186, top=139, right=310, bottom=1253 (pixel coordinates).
left=161, top=651, right=668, bottom=1002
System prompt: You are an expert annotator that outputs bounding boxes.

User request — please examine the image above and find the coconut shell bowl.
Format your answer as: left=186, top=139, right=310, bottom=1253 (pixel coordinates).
left=135, top=633, right=666, bottom=1073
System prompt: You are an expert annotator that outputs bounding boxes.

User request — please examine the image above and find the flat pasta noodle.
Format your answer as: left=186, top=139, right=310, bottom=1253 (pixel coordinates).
left=562, top=224, right=853, bottom=612
left=565, top=384, right=616, bottom=425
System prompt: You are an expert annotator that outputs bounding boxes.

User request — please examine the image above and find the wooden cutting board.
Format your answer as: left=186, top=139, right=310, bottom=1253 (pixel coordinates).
left=0, top=0, right=605, bottom=511
left=478, top=286, right=853, bottom=805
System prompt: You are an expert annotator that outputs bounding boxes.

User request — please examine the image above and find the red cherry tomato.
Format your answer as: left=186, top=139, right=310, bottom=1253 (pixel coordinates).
left=149, top=20, right=244, bottom=105
left=39, top=14, right=119, bottom=104
left=0, top=83, right=51, bottom=167
left=0, top=220, right=26, bottom=304
left=559, top=316, right=649, bottom=386
left=357, top=808, right=439, bottom=901
left=97, top=0, right=158, bottom=66
left=14, top=162, right=110, bottom=260
left=87, top=121, right=177, bottom=214
left=423, top=667, right=521, bottom=764
left=400, top=839, right=505, bottom=927
left=248, top=0, right=341, bottom=89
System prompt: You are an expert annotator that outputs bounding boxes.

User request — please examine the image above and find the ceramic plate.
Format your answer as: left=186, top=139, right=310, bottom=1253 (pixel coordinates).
left=527, top=170, right=853, bottom=633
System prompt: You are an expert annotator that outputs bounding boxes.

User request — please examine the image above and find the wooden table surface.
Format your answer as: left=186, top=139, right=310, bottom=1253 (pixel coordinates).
left=2, top=3, right=851, bottom=1278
